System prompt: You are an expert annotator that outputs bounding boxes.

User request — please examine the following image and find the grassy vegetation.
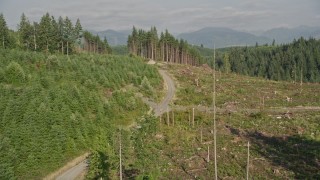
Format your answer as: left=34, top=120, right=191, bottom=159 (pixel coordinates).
left=166, top=63, right=320, bottom=108
left=127, top=110, right=319, bottom=179
left=123, top=63, right=320, bottom=179
left=0, top=49, right=162, bottom=179
left=111, top=45, right=129, bottom=56
left=1, top=48, right=319, bottom=179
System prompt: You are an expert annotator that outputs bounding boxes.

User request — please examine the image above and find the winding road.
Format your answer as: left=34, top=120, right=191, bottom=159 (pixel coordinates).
left=52, top=67, right=320, bottom=179
left=142, top=70, right=176, bottom=116
left=53, top=69, right=175, bottom=180
left=52, top=65, right=320, bottom=179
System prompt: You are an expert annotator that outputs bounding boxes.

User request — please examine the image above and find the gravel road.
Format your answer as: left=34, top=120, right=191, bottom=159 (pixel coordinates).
left=55, top=160, right=87, bottom=180
left=141, top=69, right=175, bottom=116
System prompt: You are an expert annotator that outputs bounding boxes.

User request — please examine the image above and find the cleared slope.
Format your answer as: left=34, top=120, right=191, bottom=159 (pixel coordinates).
left=127, top=63, right=320, bottom=179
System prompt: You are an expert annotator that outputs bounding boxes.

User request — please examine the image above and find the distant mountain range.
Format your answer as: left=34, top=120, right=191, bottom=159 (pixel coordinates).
left=261, top=26, right=320, bottom=44
left=94, top=26, right=320, bottom=48
left=93, top=29, right=131, bottom=46
left=178, top=27, right=270, bottom=48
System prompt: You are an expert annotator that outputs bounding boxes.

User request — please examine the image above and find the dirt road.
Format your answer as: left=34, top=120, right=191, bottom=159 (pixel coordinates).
left=142, top=69, right=175, bottom=116
left=155, top=70, right=175, bottom=116
left=55, top=161, right=87, bottom=180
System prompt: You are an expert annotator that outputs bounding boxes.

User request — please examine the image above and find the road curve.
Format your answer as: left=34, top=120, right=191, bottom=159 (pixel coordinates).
left=142, top=69, right=175, bottom=116
left=155, top=70, right=175, bottom=116
left=55, top=70, right=175, bottom=179
left=55, top=161, right=87, bottom=180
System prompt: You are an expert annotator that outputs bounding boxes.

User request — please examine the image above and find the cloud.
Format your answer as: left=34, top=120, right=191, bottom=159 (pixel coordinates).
left=0, top=0, right=318, bottom=32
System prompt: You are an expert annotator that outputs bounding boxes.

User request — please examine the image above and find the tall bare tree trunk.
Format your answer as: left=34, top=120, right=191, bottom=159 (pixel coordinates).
left=246, top=141, right=250, bottom=180
left=166, top=43, right=169, bottom=62
left=119, top=130, right=123, bottom=180
left=294, top=63, right=297, bottom=83
left=161, top=43, right=164, bottom=61
left=192, top=108, right=195, bottom=127
left=300, top=68, right=303, bottom=94
left=172, top=111, right=175, bottom=126
left=34, top=26, right=37, bottom=51
left=200, top=128, right=203, bottom=143
left=167, top=107, right=170, bottom=126
left=207, top=145, right=210, bottom=163
left=67, top=41, right=69, bottom=56
left=154, top=42, right=157, bottom=60
left=188, top=111, right=191, bottom=126
left=151, top=43, right=154, bottom=60
left=213, top=44, right=218, bottom=180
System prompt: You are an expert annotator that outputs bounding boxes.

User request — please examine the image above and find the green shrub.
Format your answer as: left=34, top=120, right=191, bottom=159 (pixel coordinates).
left=5, top=61, right=26, bottom=84
left=141, top=76, right=154, bottom=97
left=0, top=68, right=4, bottom=82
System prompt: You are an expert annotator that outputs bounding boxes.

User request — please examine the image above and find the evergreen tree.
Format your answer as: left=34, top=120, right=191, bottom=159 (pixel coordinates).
left=38, top=13, right=53, bottom=52
left=127, top=26, right=202, bottom=66
left=18, top=13, right=33, bottom=50
left=0, top=13, right=11, bottom=49
left=103, top=36, right=112, bottom=54
left=50, top=16, right=60, bottom=53
left=63, top=16, right=74, bottom=55
left=74, top=18, right=82, bottom=51
left=58, top=16, right=65, bottom=54
left=227, top=37, right=320, bottom=82
left=223, top=53, right=231, bottom=73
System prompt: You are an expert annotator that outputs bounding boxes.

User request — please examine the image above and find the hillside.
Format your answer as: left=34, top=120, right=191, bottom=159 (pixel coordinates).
left=177, top=27, right=271, bottom=48
left=96, top=29, right=131, bottom=46
left=1, top=48, right=319, bottom=179
left=262, top=26, right=320, bottom=44
left=0, top=49, right=162, bottom=179
left=81, top=62, right=319, bottom=179
left=94, top=26, right=320, bottom=48
left=226, top=38, right=320, bottom=82
left=121, top=63, right=320, bottom=179
left=177, top=26, right=320, bottom=48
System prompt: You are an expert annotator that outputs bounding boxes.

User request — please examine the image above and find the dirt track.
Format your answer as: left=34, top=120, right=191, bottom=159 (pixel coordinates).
left=55, top=161, right=87, bottom=180
left=142, top=69, right=175, bottom=116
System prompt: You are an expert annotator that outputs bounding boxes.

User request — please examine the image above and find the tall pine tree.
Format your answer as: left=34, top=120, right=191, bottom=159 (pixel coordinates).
left=0, top=14, right=11, bottom=49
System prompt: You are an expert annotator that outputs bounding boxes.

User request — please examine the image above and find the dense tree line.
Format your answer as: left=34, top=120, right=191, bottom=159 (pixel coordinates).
left=0, top=13, right=111, bottom=55
left=0, top=49, right=161, bottom=179
left=210, top=38, right=320, bottom=82
left=0, top=14, right=16, bottom=49
left=82, top=31, right=112, bottom=54
left=128, top=26, right=203, bottom=66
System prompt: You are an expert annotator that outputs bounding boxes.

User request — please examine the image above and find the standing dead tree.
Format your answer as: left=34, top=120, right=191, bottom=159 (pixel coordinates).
left=213, top=44, right=218, bottom=180
left=192, top=108, right=195, bottom=127
left=172, top=111, right=175, bottom=126
left=167, top=107, right=170, bottom=126
left=119, top=130, right=123, bottom=180
left=247, top=141, right=250, bottom=180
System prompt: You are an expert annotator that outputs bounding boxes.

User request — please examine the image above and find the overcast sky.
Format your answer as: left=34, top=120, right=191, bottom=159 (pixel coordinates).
left=0, top=0, right=319, bottom=33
